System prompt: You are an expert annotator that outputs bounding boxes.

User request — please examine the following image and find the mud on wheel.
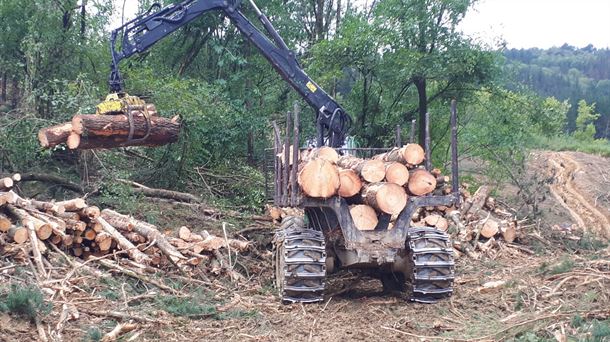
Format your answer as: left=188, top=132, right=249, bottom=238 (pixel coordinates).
left=273, top=216, right=326, bottom=304
left=407, top=228, right=455, bottom=303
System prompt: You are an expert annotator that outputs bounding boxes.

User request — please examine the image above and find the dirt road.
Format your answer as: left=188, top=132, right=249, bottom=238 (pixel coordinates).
left=538, top=151, right=610, bottom=239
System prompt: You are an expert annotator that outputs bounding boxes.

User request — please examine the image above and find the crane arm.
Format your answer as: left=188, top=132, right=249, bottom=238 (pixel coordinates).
left=108, top=0, right=351, bottom=147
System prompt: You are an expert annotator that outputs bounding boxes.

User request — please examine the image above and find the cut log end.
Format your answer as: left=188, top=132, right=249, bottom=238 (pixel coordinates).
left=362, top=183, right=407, bottom=215
left=350, top=205, right=378, bottom=231
left=385, top=162, right=409, bottom=186
left=408, top=169, right=437, bottom=196
left=338, top=169, right=363, bottom=198
left=298, top=159, right=340, bottom=198
left=403, top=144, right=425, bottom=165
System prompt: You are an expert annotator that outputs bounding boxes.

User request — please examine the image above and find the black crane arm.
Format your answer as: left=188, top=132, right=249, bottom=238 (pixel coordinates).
left=109, top=0, right=351, bottom=147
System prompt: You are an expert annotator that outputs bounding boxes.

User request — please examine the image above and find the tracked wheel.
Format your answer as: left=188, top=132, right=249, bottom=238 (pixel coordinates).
left=407, top=228, right=455, bottom=303
left=274, top=216, right=326, bottom=304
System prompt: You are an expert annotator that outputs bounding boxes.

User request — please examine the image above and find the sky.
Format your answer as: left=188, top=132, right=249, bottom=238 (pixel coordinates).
left=112, top=0, right=610, bottom=49
left=459, top=0, right=610, bottom=49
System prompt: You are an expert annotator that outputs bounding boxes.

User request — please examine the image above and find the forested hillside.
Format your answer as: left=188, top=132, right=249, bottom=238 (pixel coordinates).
left=504, top=45, right=610, bottom=138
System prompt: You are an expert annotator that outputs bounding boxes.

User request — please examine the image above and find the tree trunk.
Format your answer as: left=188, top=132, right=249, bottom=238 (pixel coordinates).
left=0, top=214, right=11, bottom=232
left=8, top=225, right=28, bottom=244
left=337, top=155, right=385, bottom=183
left=361, top=183, right=407, bottom=215
left=414, top=76, right=428, bottom=148
left=297, top=158, right=340, bottom=198
left=374, top=144, right=425, bottom=166
left=407, top=169, right=437, bottom=196
left=0, top=177, right=13, bottom=190
left=338, top=169, right=362, bottom=197
left=96, top=217, right=151, bottom=264
left=349, top=204, right=378, bottom=231
left=55, top=198, right=87, bottom=212
left=301, top=147, right=339, bottom=164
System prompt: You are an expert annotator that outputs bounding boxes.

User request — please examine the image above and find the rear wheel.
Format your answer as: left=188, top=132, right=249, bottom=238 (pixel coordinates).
left=407, top=228, right=455, bottom=303
left=273, top=216, right=326, bottom=303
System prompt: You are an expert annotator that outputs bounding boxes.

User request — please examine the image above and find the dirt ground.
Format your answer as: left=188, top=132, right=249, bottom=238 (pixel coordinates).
left=2, top=151, right=610, bottom=342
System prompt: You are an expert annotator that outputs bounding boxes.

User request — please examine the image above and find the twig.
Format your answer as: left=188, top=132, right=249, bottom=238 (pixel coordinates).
left=380, top=326, right=460, bottom=341
left=95, top=258, right=178, bottom=293
left=79, top=308, right=165, bottom=324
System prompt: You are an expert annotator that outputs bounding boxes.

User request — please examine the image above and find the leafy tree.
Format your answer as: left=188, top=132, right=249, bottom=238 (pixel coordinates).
left=573, top=100, right=600, bottom=142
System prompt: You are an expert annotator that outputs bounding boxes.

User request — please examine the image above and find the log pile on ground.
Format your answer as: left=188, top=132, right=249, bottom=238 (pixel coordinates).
left=37, top=103, right=181, bottom=150
left=0, top=181, right=249, bottom=274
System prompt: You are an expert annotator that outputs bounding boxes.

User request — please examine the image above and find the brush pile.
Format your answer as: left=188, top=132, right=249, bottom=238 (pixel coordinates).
left=0, top=174, right=249, bottom=275
left=37, top=104, right=180, bottom=150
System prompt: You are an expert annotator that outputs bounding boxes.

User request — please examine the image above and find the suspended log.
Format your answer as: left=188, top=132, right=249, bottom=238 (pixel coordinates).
left=349, top=205, right=378, bottom=231
left=301, top=147, right=339, bottom=164
left=374, top=144, right=425, bottom=166
left=37, top=122, right=73, bottom=148
left=8, top=226, right=28, bottom=244
left=69, top=114, right=180, bottom=149
left=384, top=162, right=409, bottom=186
left=297, top=159, right=340, bottom=198
left=361, top=183, right=407, bottom=215
left=337, top=155, right=385, bottom=183
left=407, top=169, right=437, bottom=196
left=337, top=169, right=363, bottom=198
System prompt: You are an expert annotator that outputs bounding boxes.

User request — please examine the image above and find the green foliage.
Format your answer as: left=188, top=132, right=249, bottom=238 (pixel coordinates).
left=547, top=257, right=575, bottom=275
left=574, top=100, right=601, bottom=141
left=158, top=295, right=217, bottom=317
left=535, top=136, right=610, bottom=158
left=0, top=284, right=51, bottom=321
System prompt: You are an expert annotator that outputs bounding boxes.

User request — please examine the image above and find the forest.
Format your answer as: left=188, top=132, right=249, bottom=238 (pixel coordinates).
left=1, top=1, right=610, bottom=341
left=0, top=0, right=608, bottom=211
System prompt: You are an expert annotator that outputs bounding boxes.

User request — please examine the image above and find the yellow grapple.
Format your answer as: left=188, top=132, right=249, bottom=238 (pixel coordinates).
left=96, top=93, right=147, bottom=115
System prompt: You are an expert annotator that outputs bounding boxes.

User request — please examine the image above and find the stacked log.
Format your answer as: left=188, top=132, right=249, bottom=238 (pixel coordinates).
left=37, top=104, right=181, bottom=150
left=292, top=144, right=455, bottom=231
left=0, top=190, right=249, bottom=270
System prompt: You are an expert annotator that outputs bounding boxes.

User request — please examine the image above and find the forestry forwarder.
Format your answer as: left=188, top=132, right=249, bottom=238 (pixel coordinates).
left=102, top=0, right=457, bottom=304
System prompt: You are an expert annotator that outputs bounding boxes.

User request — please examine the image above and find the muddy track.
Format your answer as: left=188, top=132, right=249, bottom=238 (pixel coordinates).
left=543, top=151, right=610, bottom=239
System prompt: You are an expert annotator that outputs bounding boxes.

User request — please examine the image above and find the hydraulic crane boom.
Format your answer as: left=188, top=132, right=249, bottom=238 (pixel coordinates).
left=108, top=0, right=352, bottom=147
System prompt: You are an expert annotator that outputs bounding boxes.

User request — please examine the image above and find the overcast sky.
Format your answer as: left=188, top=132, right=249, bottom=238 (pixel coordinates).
left=113, top=0, right=610, bottom=49
left=459, top=0, right=610, bottom=49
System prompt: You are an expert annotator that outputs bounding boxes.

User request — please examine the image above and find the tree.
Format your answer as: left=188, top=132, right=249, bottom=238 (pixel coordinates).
left=573, top=100, right=600, bottom=142
left=374, top=0, right=498, bottom=147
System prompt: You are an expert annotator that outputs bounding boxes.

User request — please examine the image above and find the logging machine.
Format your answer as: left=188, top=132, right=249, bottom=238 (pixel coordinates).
left=104, top=0, right=457, bottom=304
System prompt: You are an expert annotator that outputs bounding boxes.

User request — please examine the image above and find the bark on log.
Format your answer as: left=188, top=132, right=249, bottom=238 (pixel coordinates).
left=361, top=183, right=407, bottom=215
left=55, top=198, right=87, bottom=212
left=337, top=155, right=385, bottom=183
left=384, top=162, right=409, bottom=186
left=407, top=169, right=437, bottom=196
left=374, top=144, right=425, bottom=166
left=297, top=159, right=340, bottom=198
left=337, top=169, right=362, bottom=198
left=79, top=206, right=101, bottom=220
left=128, top=186, right=201, bottom=203
left=6, top=205, right=53, bottom=240
left=37, top=122, right=73, bottom=148
left=101, top=209, right=187, bottom=264
left=461, top=185, right=490, bottom=216
left=19, top=174, right=83, bottom=193
left=349, top=205, right=378, bottom=231
left=69, top=114, right=180, bottom=149
left=500, top=222, right=517, bottom=243
left=95, top=217, right=151, bottom=264
left=301, top=147, right=339, bottom=164
left=8, top=226, right=28, bottom=244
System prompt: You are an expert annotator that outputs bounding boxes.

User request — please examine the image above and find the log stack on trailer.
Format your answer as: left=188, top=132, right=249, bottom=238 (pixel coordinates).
left=285, top=144, right=456, bottom=231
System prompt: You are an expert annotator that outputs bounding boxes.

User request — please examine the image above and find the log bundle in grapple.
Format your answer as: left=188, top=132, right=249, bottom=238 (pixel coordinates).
left=37, top=104, right=180, bottom=150
left=291, top=144, right=454, bottom=230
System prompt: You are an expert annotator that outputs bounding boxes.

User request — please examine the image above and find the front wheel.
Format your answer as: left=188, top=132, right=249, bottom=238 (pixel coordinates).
left=273, top=216, right=326, bottom=304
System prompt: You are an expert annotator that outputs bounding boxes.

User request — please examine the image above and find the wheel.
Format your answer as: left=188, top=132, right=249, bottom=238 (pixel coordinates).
left=273, top=216, right=326, bottom=304
left=407, top=228, right=455, bottom=303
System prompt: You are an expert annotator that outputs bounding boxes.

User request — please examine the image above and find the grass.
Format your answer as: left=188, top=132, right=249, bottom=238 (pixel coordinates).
left=535, top=136, right=610, bottom=157
left=0, top=284, right=51, bottom=321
